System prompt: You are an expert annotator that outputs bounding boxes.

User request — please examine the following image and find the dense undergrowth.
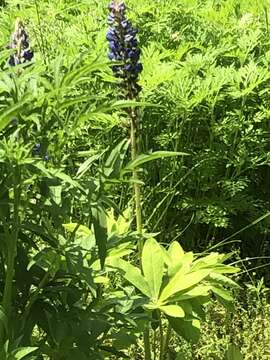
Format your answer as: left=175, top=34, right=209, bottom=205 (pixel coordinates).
left=1, top=0, right=270, bottom=359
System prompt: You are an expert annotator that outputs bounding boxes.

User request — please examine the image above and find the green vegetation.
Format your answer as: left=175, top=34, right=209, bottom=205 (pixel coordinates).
left=0, top=0, right=270, bottom=359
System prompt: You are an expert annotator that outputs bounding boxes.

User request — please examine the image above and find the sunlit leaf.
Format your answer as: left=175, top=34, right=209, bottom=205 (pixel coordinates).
left=109, top=258, right=151, bottom=297
left=142, top=238, right=164, bottom=300
left=11, top=347, right=38, bottom=359
left=123, top=151, right=189, bottom=172
left=160, top=269, right=211, bottom=302
left=159, top=305, right=185, bottom=318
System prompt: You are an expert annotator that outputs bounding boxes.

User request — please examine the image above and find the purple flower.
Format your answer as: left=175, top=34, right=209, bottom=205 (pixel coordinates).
left=106, top=1, right=143, bottom=97
left=23, top=50, right=34, bottom=61
left=33, top=143, right=41, bottom=155
left=8, top=18, right=34, bottom=67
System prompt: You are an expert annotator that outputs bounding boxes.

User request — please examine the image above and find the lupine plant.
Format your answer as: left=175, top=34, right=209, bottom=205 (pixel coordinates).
left=1, top=0, right=270, bottom=359
left=105, top=2, right=239, bottom=360
left=106, top=0, right=144, bottom=257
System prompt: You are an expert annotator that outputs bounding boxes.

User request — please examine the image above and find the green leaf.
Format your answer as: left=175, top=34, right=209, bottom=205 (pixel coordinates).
left=103, top=139, right=129, bottom=179
left=212, top=264, right=240, bottom=274
left=32, top=162, right=84, bottom=191
left=168, top=317, right=201, bottom=343
left=160, top=269, right=211, bottom=302
left=208, top=273, right=240, bottom=288
left=92, top=205, right=108, bottom=268
left=225, top=345, right=243, bottom=360
left=142, top=238, right=164, bottom=300
left=123, top=151, right=189, bottom=172
left=49, top=185, right=62, bottom=205
left=167, top=248, right=193, bottom=278
left=168, top=241, right=185, bottom=259
left=76, top=154, right=102, bottom=179
left=192, top=253, right=223, bottom=270
left=11, top=347, right=38, bottom=360
left=212, top=286, right=233, bottom=302
left=63, top=223, right=92, bottom=237
left=110, top=99, right=159, bottom=110
left=109, top=258, right=151, bottom=297
left=173, top=285, right=212, bottom=301
left=0, top=100, right=28, bottom=132
left=160, top=305, right=185, bottom=318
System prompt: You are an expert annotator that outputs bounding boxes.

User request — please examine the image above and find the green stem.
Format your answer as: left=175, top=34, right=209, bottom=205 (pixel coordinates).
left=129, top=107, right=151, bottom=359
left=1, top=166, right=21, bottom=344
left=264, top=6, right=269, bottom=34
left=34, top=0, right=47, bottom=65
left=159, top=311, right=164, bottom=360
left=130, top=109, right=143, bottom=246
left=143, top=327, right=152, bottom=360
left=153, top=329, right=157, bottom=360
left=163, top=324, right=172, bottom=360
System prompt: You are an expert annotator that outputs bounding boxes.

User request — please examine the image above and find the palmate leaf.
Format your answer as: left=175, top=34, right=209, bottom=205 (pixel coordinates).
left=109, top=258, right=151, bottom=297
left=142, top=238, right=164, bottom=300
left=160, top=268, right=211, bottom=302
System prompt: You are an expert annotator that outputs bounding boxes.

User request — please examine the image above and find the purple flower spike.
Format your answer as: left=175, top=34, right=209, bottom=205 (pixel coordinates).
left=8, top=18, right=34, bottom=67
left=106, top=1, right=143, bottom=97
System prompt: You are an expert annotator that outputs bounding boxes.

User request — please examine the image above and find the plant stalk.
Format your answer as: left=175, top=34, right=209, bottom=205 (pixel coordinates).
left=0, top=166, right=21, bottom=344
left=130, top=109, right=143, bottom=238
left=163, top=324, right=172, bottom=360
left=34, top=0, right=47, bottom=65
left=129, top=106, right=151, bottom=359
left=159, top=311, right=164, bottom=360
